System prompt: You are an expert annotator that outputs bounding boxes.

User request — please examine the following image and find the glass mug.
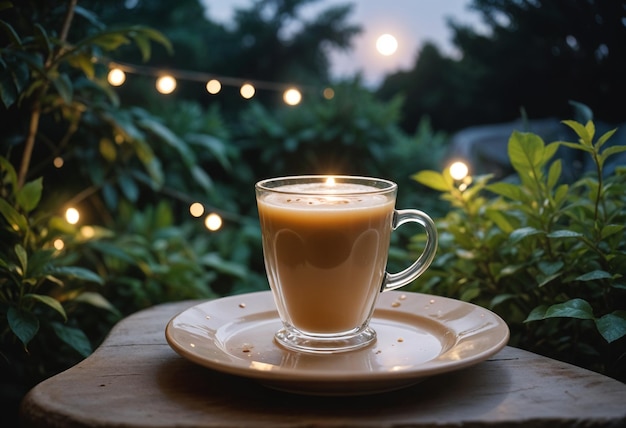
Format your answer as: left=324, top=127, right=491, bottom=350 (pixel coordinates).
left=256, top=175, right=437, bottom=353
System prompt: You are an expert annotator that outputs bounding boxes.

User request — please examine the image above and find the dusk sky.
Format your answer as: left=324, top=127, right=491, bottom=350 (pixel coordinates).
left=202, top=0, right=482, bottom=86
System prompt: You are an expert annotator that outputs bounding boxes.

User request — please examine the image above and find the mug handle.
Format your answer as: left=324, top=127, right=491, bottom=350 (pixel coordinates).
left=381, top=209, right=438, bottom=292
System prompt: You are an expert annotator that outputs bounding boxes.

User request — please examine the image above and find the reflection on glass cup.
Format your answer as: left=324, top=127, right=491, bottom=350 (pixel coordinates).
left=256, top=175, right=437, bottom=354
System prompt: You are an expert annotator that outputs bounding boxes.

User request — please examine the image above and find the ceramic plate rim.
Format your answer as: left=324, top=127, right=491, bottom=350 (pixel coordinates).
left=165, top=290, right=510, bottom=384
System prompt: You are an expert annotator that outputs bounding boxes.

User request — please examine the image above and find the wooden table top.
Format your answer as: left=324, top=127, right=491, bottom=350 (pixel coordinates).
left=20, top=299, right=626, bottom=428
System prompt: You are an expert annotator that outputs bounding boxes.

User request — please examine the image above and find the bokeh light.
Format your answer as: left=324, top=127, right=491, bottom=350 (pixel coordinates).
left=107, top=68, right=126, bottom=86
left=323, top=87, right=335, bottom=100
left=240, top=83, right=255, bottom=99
left=449, top=161, right=469, bottom=181
left=156, top=75, right=177, bottom=94
left=189, top=202, right=205, bottom=217
left=53, top=239, right=64, bottom=251
left=204, top=213, right=223, bottom=231
left=65, top=207, right=80, bottom=225
left=81, top=226, right=95, bottom=239
left=206, top=79, right=221, bottom=94
left=283, top=88, right=302, bottom=106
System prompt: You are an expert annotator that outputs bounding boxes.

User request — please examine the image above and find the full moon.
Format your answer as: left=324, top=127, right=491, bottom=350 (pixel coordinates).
left=376, top=34, right=398, bottom=56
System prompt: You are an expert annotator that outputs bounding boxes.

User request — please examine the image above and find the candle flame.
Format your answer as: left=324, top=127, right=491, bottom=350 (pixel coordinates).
left=325, top=177, right=336, bottom=186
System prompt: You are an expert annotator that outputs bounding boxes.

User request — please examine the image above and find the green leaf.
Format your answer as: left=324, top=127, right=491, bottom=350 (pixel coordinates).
left=485, top=209, right=514, bottom=233
left=133, top=139, right=164, bottom=187
left=460, top=287, right=480, bottom=302
left=131, top=32, right=152, bottom=62
left=538, top=260, right=564, bottom=276
left=487, top=182, right=524, bottom=201
left=0, top=198, right=28, bottom=231
left=16, top=177, right=43, bottom=212
left=600, top=145, right=626, bottom=163
left=595, top=311, right=626, bottom=343
left=490, top=293, right=515, bottom=308
left=524, top=305, right=548, bottom=322
left=186, top=133, right=232, bottom=170
left=118, top=173, right=139, bottom=202
left=601, top=224, right=624, bottom=239
left=546, top=230, right=583, bottom=239
left=136, top=26, right=172, bottom=54
left=99, top=138, right=117, bottom=162
left=199, top=253, right=248, bottom=278
left=66, top=52, right=95, bottom=79
left=509, top=227, right=543, bottom=244
left=562, top=120, right=592, bottom=146
left=412, top=170, right=451, bottom=192
left=89, top=32, right=130, bottom=51
left=537, top=273, right=561, bottom=288
left=138, top=117, right=195, bottom=166
left=23, top=293, right=67, bottom=321
left=33, top=23, right=51, bottom=57
left=51, top=322, right=93, bottom=357
left=576, top=270, right=612, bottom=282
left=51, top=73, right=73, bottom=104
left=74, top=292, right=120, bottom=315
left=15, top=244, right=27, bottom=275
left=596, top=128, right=618, bottom=149
left=0, top=19, right=22, bottom=46
left=543, top=141, right=561, bottom=164
left=559, top=141, right=594, bottom=154
left=508, top=131, right=545, bottom=172
left=85, top=240, right=134, bottom=263
left=0, top=155, right=18, bottom=188
left=7, top=307, right=39, bottom=347
left=526, top=298, right=595, bottom=322
left=46, top=266, right=104, bottom=285
left=546, top=159, right=561, bottom=190
left=190, top=165, right=213, bottom=192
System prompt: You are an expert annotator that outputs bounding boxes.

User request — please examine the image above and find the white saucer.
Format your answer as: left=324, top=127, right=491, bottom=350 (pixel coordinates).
left=165, top=290, right=509, bottom=395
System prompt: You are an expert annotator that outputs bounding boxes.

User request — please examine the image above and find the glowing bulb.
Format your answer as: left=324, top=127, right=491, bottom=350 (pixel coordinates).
left=156, top=75, right=176, bottom=94
left=206, top=79, right=221, bottom=94
left=283, top=88, right=302, bottom=106
left=204, top=213, right=222, bottom=231
left=53, top=239, right=65, bottom=250
left=240, top=83, right=255, bottom=99
left=323, top=87, right=335, bottom=100
left=53, top=157, right=64, bottom=168
left=449, top=161, right=469, bottom=181
left=65, top=207, right=80, bottom=225
left=107, top=68, right=126, bottom=86
left=376, top=34, right=398, bottom=56
left=189, top=202, right=204, bottom=217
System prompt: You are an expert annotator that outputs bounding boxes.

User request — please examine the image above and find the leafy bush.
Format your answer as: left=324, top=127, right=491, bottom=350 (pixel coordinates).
left=413, top=120, right=626, bottom=381
left=0, top=3, right=248, bottom=419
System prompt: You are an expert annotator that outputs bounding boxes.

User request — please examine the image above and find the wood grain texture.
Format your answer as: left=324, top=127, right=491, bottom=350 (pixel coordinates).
left=20, top=300, right=626, bottom=428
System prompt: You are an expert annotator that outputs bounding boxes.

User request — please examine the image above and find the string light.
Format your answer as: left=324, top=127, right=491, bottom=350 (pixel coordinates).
left=204, top=213, right=223, bottom=231
left=240, top=83, right=255, bottom=99
left=65, top=207, right=80, bottom=224
left=206, top=79, right=221, bottom=94
left=189, top=202, right=204, bottom=217
left=107, top=68, right=126, bottom=86
left=53, top=157, right=64, bottom=168
left=156, top=75, right=177, bottom=94
left=105, top=60, right=337, bottom=105
left=283, top=88, right=302, bottom=106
